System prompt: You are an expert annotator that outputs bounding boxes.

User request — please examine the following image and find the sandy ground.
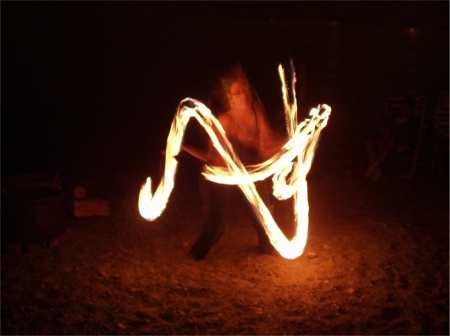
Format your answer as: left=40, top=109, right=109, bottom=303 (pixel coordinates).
left=1, top=152, right=449, bottom=335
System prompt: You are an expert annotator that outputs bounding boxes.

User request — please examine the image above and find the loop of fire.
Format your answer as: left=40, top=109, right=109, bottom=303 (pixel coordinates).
left=138, top=63, right=331, bottom=260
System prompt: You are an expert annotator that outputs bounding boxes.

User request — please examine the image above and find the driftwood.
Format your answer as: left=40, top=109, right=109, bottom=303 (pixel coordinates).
left=69, top=179, right=111, bottom=217
left=71, top=199, right=110, bottom=217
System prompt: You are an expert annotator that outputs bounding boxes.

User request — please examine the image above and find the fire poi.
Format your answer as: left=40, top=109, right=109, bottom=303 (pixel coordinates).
left=139, top=62, right=331, bottom=259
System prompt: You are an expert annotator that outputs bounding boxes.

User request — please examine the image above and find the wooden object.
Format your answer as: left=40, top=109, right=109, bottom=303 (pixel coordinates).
left=72, top=199, right=110, bottom=217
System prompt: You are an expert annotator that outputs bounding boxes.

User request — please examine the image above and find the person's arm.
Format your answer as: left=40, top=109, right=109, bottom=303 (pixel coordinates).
left=181, top=144, right=209, bottom=162
left=182, top=113, right=233, bottom=166
left=251, top=88, right=288, bottom=160
left=206, top=113, right=235, bottom=167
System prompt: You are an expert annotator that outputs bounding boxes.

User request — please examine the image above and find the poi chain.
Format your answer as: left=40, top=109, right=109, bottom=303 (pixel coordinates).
left=139, top=63, right=331, bottom=259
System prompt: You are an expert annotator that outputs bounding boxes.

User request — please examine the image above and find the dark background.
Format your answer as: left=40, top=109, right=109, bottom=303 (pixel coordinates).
left=2, top=1, right=449, bottom=180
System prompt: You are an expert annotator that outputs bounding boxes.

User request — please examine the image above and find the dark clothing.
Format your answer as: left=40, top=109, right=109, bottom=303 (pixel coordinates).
left=371, top=97, right=420, bottom=147
left=190, top=175, right=274, bottom=261
left=190, top=177, right=232, bottom=260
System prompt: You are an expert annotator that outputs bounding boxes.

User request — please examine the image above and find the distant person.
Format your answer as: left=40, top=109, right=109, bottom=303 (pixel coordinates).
left=182, top=61, right=286, bottom=260
left=364, top=95, right=419, bottom=181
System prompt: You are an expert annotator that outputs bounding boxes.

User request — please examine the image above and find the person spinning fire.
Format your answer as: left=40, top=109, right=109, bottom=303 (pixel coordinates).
left=182, top=61, right=286, bottom=261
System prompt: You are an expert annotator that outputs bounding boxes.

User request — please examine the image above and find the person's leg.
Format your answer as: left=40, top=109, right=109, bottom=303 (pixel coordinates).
left=248, top=179, right=277, bottom=255
left=376, top=135, right=396, bottom=166
left=364, top=134, right=394, bottom=180
left=364, top=136, right=381, bottom=179
left=364, top=136, right=380, bottom=166
left=368, top=135, right=396, bottom=180
left=190, top=176, right=231, bottom=260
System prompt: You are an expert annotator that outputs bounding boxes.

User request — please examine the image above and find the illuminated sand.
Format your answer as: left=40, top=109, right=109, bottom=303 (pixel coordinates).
left=139, top=64, right=331, bottom=259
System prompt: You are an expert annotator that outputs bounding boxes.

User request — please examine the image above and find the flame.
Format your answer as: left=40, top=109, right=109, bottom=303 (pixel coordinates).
left=139, top=62, right=331, bottom=259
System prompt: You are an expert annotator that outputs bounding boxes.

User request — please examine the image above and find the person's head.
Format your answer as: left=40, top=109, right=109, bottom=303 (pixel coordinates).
left=218, top=62, right=253, bottom=110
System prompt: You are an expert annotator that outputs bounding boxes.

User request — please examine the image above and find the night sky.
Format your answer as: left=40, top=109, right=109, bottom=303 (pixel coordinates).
left=2, top=1, right=448, bottom=180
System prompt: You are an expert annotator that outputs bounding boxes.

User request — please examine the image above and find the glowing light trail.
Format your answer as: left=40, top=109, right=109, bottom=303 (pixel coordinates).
left=139, top=63, right=331, bottom=259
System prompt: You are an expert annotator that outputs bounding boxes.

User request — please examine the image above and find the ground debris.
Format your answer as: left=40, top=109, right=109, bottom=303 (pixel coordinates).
left=1, top=168, right=448, bottom=335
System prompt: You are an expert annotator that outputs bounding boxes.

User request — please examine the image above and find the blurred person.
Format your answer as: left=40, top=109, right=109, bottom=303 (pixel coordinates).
left=364, top=95, right=419, bottom=181
left=182, top=61, right=286, bottom=260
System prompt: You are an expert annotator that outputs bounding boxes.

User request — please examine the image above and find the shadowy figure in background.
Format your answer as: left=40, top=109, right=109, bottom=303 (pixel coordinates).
left=182, top=61, right=286, bottom=260
left=364, top=95, right=419, bottom=181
